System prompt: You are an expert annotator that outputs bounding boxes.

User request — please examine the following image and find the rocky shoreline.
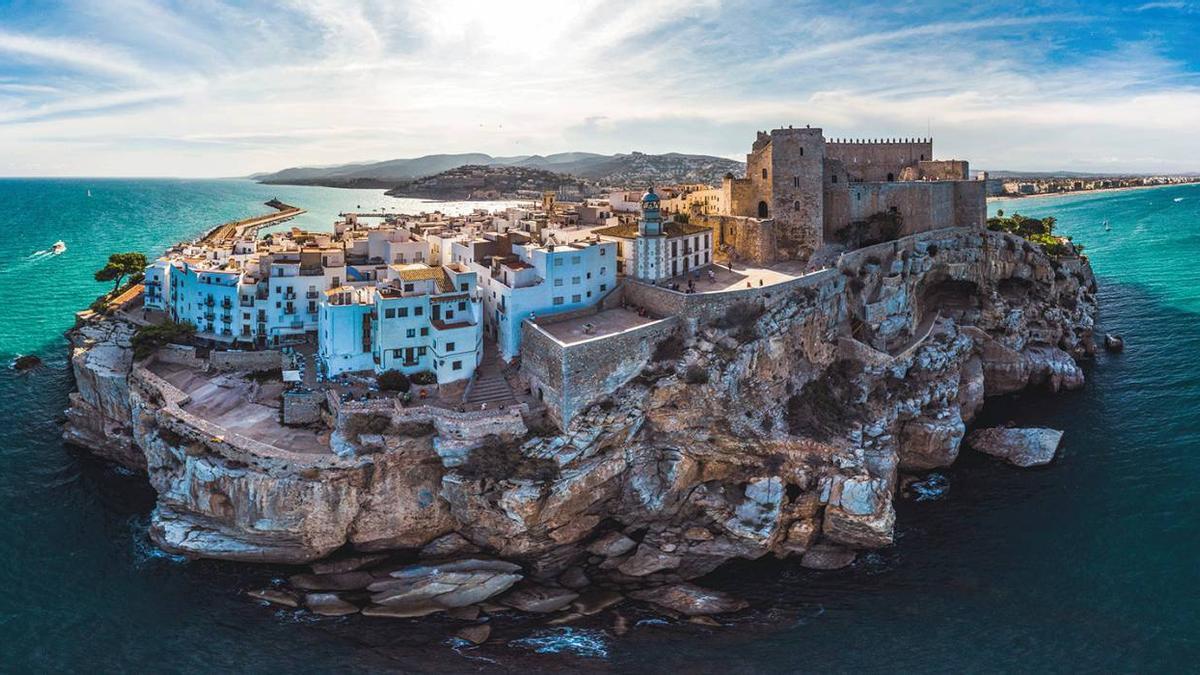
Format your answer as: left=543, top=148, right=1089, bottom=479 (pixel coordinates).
left=64, top=227, right=1097, bottom=628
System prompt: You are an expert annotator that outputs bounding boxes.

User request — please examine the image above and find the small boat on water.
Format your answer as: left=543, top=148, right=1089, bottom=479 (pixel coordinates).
left=51, top=240, right=67, bottom=254
left=86, top=189, right=92, bottom=197
left=1103, top=219, right=1111, bottom=232
left=1174, top=197, right=1184, bottom=203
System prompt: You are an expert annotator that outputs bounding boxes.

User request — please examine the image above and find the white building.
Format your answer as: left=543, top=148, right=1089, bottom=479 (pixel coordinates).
left=597, top=187, right=713, bottom=282
left=318, top=263, right=483, bottom=382
left=453, top=234, right=617, bottom=361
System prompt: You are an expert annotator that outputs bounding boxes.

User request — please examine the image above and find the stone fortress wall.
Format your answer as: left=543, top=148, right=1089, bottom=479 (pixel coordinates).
left=717, top=129, right=982, bottom=265
left=825, top=138, right=934, bottom=182
left=522, top=305, right=681, bottom=428
left=523, top=224, right=1023, bottom=428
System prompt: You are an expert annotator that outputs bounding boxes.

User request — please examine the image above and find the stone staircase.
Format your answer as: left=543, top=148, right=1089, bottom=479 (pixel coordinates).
left=464, top=343, right=515, bottom=407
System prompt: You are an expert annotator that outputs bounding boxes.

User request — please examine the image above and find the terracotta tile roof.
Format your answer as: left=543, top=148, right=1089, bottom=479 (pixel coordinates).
left=395, top=265, right=443, bottom=282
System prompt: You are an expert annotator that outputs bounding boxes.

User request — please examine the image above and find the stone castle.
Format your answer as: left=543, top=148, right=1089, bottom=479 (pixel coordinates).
left=715, top=126, right=986, bottom=261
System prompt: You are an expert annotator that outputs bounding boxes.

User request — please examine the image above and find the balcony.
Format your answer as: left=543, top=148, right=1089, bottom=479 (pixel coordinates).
left=221, top=299, right=233, bottom=310
left=203, top=311, right=215, bottom=321
left=221, top=313, right=232, bottom=323
left=284, top=291, right=297, bottom=300
left=283, top=307, right=296, bottom=315
left=306, top=291, right=319, bottom=299
left=204, top=298, right=215, bottom=307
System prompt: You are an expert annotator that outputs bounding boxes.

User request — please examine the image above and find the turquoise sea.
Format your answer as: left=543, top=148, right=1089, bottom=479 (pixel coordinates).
left=1, top=179, right=1198, bottom=671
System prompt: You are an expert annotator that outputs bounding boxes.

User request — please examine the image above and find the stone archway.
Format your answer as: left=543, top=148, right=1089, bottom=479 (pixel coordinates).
left=758, top=201, right=769, bottom=218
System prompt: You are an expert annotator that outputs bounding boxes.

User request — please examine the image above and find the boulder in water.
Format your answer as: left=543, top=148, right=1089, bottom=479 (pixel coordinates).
left=1104, top=333, right=1125, bottom=352
left=12, top=354, right=41, bottom=371
left=628, top=583, right=748, bottom=616
left=967, top=427, right=1063, bottom=467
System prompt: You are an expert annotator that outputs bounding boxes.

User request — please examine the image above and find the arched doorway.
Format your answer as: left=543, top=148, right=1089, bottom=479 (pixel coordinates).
left=887, top=172, right=895, bottom=182
left=757, top=201, right=769, bottom=218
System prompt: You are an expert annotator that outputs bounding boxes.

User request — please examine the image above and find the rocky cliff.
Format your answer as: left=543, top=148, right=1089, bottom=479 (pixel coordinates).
left=64, top=228, right=1096, bottom=615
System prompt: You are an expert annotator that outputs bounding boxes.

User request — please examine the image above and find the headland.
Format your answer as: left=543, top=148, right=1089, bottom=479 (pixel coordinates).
left=63, top=126, right=1097, bottom=628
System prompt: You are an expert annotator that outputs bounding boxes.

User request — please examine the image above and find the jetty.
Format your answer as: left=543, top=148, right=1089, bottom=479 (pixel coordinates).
left=199, top=199, right=304, bottom=247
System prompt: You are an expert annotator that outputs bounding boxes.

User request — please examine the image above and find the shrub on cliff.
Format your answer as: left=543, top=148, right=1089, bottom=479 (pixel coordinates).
left=344, top=412, right=392, bottom=437
left=684, top=364, right=710, bottom=384
left=410, top=371, right=438, bottom=385
left=652, top=335, right=685, bottom=362
left=378, top=369, right=411, bottom=392
left=458, top=435, right=560, bottom=483
left=131, top=320, right=196, bottom=360
left=786, top=359, right=862, bottom=441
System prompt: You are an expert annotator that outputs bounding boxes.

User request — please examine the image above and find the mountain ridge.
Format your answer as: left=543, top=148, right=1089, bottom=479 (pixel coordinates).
left=253, top=151, right=744, bottom=188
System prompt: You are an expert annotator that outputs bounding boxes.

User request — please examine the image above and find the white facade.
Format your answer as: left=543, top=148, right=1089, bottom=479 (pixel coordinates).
left=318, top=264, right=483, bottom=382
left=470, top=239, right=617, bottom=361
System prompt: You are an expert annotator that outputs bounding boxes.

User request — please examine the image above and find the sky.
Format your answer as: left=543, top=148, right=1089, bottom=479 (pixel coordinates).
left=0, top=0, right=1198, bottom=177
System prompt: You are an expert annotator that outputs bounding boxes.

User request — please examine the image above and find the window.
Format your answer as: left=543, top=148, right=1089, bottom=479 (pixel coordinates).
left=458, top=302, right=466, bottom=311
left=554, top=278, right=564, bottom=287
left=600, top=284, right=607, bottom=292
left=572, top=294, right=581, bottom=303
left=452, top=360, right=462, bottom=371
left=398, top=307, right=408, bottom=317
left=414, top=306, right=423, bottom=316
left=420, top=327, right=429, bottom=336
left=600, top=248, right=607, bottom=256
left=571, top=256, right=581, bottom=265
left=794, top=201, right=800, bottom=211
left=446, top=310, right=454, bottom=319
left=758, top=201, right=769, bottom=218
left=406, top=329, right=416, bottom=338
left=761, top=168, right=767, bottom=179
left=793, top=176, right=799, bottom=188
left=418, top=346, right=427, bottom=356
left=799, top=147, right=804, bottom=156
left=832, top=174, right=839, bottom=184
left=553, top=258, right=563, bottom=267
left=446, top=342, right=456, bottom=351
left=460, top=282, right=469, bottom=291
left=553, top=296, right=564, bottom=305
left=403, top=283, right=414, bottom=292
left=571, top=276, right=581, bottom=285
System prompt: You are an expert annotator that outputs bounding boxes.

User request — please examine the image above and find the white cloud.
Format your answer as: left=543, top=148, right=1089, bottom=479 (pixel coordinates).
left=0, top=0, right=1196, bottom=176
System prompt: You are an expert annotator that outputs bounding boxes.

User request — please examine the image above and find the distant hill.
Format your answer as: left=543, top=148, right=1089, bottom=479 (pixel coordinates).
left=254, top=151, right=744, bottom=189
left=384, top=164, right=590, bottom=200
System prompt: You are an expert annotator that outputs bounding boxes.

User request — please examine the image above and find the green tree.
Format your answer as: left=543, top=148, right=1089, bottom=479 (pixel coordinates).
left=94, top=252, right=148, bottom=294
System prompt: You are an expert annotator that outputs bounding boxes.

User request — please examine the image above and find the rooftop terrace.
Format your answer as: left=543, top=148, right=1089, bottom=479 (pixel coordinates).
left=533, top=307, right=659, bottom=346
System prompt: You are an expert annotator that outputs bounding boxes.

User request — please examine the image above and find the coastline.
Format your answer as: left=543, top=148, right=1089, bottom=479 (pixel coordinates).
left=987, top=181, right=1197, bottom=203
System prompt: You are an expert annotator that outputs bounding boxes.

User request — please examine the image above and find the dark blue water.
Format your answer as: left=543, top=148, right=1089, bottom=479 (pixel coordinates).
left=1, top=179, right=1198, bottom=671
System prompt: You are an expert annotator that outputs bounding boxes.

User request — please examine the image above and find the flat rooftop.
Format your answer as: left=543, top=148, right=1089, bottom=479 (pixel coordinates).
left=535, top=307, right=658, bottom=345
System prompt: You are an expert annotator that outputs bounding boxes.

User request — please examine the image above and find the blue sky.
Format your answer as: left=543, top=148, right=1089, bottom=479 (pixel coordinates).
left=0, top=0, right=1197, bottom=176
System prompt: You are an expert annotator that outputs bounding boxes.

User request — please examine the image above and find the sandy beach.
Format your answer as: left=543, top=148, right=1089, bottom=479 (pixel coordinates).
left=988, top=181, right=1199, bottom=203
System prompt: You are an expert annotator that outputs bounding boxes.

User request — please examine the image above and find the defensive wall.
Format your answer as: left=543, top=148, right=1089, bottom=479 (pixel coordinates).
left=524, top=226, right=987, bottom=427
left=521, top=310, right=680, bottom=429
left=825, top=138, right=933, bottom=182
left=693, top=213, right=778, bottom=265
left=824, top=179, right=987, bottom=240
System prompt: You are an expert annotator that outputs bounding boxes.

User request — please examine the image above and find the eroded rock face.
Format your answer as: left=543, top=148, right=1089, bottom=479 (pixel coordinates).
left=967, top=427, right=1064, bottom=467
left=65, top=228, right=1097, bottom=599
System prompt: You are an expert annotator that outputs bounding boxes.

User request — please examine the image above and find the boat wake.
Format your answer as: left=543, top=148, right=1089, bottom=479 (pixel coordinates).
left=0, top=243, right=68, bottom=274
left=1174, top=197, right=1185, bottom=203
